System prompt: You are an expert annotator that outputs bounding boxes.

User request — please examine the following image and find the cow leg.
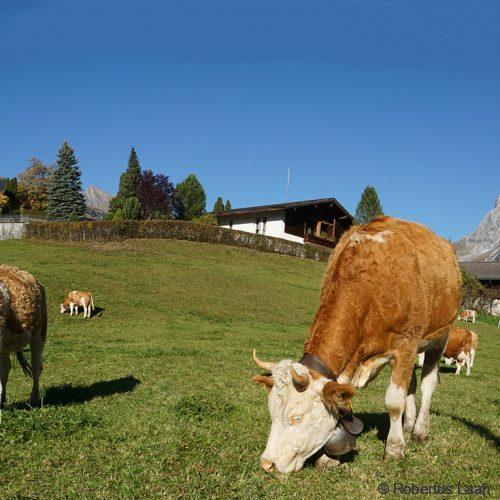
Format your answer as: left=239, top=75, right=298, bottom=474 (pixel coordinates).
left=384, top=349, right=416, bottom=461
left=0, top=353, right=11, bottom=411
left=455, top=359, right=463, bottom=375
left=465, top=353, right=471, bottom=376
left=403, top=367, right=417, bottom=434
left=412, top=340, right=445, bottom=442
left=83, top=304, right=87, bottom=318
left=28, top=334, right=44, bottom=408
left=470, top=349, right=476, bottom=368
left=416, top=352, right=425, bottom=368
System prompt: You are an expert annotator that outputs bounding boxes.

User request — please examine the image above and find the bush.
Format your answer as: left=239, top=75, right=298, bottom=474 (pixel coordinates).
left=24, top=220, right=332, bottom=262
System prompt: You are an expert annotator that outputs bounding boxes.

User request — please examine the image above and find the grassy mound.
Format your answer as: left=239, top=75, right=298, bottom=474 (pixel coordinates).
left=0, top=239, right=497, bottom=497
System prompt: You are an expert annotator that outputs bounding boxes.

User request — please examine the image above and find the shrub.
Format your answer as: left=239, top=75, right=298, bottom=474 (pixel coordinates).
left=24, top=220, right=332, bottom=262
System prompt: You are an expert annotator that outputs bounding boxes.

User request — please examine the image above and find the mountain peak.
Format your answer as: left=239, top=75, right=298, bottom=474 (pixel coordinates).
left=84, top=185, right=113, bottom=217
left=455, top=195, right=500, bottom=262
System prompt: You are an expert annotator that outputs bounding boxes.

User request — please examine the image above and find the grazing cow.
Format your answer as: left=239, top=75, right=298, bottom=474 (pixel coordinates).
left=443, top=328, right=478, bottom=375
left=0, top=265, right=47, bottom=409
left=60, top=291, right=95, bottom=318
left=253, top=217, right=461, bottom=473
left=458, top=309, right=476, bottom=323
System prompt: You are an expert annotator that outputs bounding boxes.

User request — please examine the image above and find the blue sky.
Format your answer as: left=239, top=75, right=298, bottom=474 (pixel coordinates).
left=1, top=0, right=499, bottom=240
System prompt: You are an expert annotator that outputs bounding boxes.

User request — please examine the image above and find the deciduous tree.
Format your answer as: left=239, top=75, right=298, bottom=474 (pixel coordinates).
left=174, top=174, right=206, bottom=220
left=17, top=159, right=54, bottom=211
left=139, top=170, right=175, bottom=220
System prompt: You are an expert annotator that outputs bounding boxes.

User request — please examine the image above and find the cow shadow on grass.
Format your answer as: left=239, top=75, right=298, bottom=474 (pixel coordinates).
left=356, top=411, right=390, bottom=442
left=432, top=410, right=500, bottom=450
left=439, top=364, right=456, bottom=374
left=90, top=306, right=105, bottom=318
left=12, top=375, right=141, bottom=409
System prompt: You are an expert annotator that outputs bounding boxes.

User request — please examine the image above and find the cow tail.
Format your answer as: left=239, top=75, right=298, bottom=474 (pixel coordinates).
left=16, top=351, right=33, bottom=378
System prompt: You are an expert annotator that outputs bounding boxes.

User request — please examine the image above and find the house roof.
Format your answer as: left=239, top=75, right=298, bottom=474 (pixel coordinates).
left=215, top=197, right=353, bottom=219
left=460, top=262, right=500, bottom=280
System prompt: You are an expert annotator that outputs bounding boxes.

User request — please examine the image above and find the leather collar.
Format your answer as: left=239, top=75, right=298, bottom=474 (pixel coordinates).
left=299, top=353, right=364, bottom=436
left=299, top=352, right=337, bottom=381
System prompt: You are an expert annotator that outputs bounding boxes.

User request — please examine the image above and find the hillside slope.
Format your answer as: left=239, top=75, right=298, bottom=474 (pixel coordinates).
left=0, top=238, right=497, bottom=497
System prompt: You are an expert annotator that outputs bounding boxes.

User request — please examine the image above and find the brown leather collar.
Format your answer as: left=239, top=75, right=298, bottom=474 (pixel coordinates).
left=299, top=352, right=337, bottom=381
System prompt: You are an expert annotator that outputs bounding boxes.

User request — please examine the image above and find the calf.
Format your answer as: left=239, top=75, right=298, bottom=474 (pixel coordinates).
left=60, top=290, right=95, bottom=318
left=0, top=265, right=47, bottom=409
left=458, top=309, right=476, bottom=323
left=443, top=328, right=478, bottom=375
left=253, top=217, right=461, bottom=472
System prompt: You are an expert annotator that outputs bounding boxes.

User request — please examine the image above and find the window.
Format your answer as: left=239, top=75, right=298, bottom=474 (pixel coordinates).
left=262, top=217, right=267, bottom=234
left=229, top=220, right=233, bottom=229
left=255, top=218, right=261, bottom=234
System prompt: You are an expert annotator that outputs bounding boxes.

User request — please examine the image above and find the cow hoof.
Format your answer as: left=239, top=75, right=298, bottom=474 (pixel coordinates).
left=315, top=455, right=340, bottom=470
left=383, top=446, right=405, bottom=461
left=411, top=430, right=428, bottom=442
left=28, top=398, right=41, bottom=409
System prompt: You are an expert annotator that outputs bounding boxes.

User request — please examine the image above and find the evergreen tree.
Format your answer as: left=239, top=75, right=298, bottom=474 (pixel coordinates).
left=68, top=211, right=79, bottom=221
left=46, top=142, right=86, bottom=221
left=5, top=178, right=18, bottom=194
left=108, top=147, right=142, bottom=218
left=354, top=185, right=383, bottom=225
left=113, top=208, right=124, bottom=221
left=225, top=199, right=231, bottom=211
left=174, top=174, right=206, bottom=220
left=122, top=196, right=142, bottom=220
left=213, top=196, right=225, bottom=212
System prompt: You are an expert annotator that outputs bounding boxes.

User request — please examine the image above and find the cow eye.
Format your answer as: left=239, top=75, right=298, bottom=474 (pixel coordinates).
left=290, top=415, right=303, bottom=425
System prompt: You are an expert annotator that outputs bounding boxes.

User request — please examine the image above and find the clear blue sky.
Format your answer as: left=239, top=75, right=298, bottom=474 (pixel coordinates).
left=1, top=0, right=499, bottom=240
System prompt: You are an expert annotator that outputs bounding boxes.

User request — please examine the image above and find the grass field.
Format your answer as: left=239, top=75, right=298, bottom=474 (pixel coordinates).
left=0, top=238, right=498, bottom=498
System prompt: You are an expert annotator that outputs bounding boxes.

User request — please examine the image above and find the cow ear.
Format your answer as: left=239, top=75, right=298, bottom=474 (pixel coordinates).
left=322, top=381, right=355, bottom=412
left=253, top=374, right=274, bottom=391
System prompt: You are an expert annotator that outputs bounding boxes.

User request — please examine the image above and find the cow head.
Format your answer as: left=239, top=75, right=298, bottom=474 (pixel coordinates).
left=252, top=350, right=355, bottom=473
left=60, top=302, right=69, bottom=313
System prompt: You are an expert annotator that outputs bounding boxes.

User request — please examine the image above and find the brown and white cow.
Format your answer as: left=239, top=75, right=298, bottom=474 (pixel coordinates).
left=458, top=309, right=476, bottom=323
left=60, top=290, right=95, bottom=318
left=0, top=265, right=47, bottom=409
left=443, top=328, right=478, bottom=375
left=253, top=216, right=461, bottom=472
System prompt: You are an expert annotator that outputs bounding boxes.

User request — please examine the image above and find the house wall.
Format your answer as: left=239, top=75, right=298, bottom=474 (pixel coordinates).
left=218, top=211, right=304, bottom=244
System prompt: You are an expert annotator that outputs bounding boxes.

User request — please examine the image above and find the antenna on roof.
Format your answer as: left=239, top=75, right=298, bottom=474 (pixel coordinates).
left=286, top=167, right=291, bottom=202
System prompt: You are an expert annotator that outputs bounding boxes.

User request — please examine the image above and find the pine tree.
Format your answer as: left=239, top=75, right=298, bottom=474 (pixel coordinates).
left=68, top=211, right=79, bottom=222
left=46, top=142, right=86, bottom=221
left=122, top=196, right=142, bottom=220
left=354, top=186, right=383, bottom=225
left=108, top=147, right=142, bottom=218
left=213, top=196, right=225, bottom=212
left=174, top=174, right=206, bottom=220
left=225, top=200, right=231, bottom=211
left=113, top=208, right=124, bottom=221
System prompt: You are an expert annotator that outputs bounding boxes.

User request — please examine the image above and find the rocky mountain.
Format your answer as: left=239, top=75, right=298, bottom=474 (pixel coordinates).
left=85, top=185, right=113, bottom=219
left=455, top=196, right=500, bottom=262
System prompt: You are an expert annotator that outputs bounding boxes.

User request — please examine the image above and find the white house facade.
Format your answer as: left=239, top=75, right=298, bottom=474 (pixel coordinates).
left=218, top=210, right=304, bottom=243
left=216, top=198, right=353, bottom=249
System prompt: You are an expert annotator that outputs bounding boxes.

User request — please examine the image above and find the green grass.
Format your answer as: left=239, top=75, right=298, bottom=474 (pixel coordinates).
left=0, top=238, right=498, bottom=498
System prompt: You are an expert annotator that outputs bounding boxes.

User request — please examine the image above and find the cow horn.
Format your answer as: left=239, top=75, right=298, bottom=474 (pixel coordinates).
left=291, top=366, right=309, bottom=392
left=253, top=349, right=276, bottom=372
